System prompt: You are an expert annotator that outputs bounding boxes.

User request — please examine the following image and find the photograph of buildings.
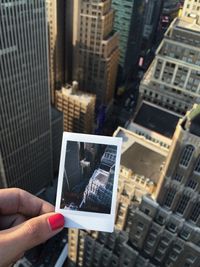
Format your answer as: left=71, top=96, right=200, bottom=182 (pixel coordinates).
left=60, top=141, right=117, bottom=214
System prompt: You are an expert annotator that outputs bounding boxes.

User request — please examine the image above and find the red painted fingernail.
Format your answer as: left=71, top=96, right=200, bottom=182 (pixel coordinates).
left=48, top=214, right=65, bottom=231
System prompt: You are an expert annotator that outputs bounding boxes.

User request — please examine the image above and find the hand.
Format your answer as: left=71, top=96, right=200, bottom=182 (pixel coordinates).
left=0, top=188, right=65, bottom=267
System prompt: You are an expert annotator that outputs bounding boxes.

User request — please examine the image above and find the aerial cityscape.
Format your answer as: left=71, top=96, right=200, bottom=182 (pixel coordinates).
left=0, top=0, right=200, bottom=266
left=60, top=141, right=117, bottom=214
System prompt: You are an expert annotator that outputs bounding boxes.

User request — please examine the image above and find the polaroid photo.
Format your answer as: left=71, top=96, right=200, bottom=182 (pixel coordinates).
left=55, top=132, right=122, bottom=232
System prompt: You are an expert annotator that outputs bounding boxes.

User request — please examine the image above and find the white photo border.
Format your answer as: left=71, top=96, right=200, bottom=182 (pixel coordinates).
left=55, top=132, right=122, bottom=232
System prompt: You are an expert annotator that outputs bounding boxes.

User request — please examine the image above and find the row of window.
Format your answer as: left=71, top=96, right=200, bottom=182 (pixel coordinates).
left=180, top=145, right=200, bottom=171
left=164, top=189, right=200, bottom=222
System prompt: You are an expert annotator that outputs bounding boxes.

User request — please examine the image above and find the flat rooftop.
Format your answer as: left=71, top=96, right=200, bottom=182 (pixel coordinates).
left=172, top=16, right=200, bottom=33
left=134, top=101, right=181, bottom=139
left=115, top=127, right=167, bottom=184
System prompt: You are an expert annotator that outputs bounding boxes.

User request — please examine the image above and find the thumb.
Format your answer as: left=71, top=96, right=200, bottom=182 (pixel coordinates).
left=0, top=213, right=65, bottom=267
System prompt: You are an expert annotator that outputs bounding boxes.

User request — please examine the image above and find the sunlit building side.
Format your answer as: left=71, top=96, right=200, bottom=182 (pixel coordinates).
left=72, top=0, right=119, bottom=107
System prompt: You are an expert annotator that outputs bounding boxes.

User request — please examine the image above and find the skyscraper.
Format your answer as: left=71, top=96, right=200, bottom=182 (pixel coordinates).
left=112, top=0, right=162, bottom=81
left=72, top=0, right=119, bottom=107
left=111, top=0, right=144, bottom=80
left=55, top=82, right=96, bottom=134
left=46, top=0, right=66, bottom=103
left=140, top=14, right=200, bottom=115
left=0, top=0, right=53, bottom=193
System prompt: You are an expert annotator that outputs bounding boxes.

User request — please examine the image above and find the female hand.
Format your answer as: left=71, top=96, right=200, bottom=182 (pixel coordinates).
left=0, top=188, right=65, bottom=267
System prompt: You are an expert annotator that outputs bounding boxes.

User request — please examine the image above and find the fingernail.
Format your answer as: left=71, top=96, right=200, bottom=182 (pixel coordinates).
left=48, top=214, right=65, bottom=231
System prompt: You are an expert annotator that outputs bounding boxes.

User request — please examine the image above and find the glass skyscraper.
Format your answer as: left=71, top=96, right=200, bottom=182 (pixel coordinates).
left=112, top=0, right=162, bottom=81
left=0, top=0, right=53, bottom=193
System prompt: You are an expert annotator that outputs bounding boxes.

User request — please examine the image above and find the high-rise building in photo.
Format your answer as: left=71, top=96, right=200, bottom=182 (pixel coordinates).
left=72, top=0, right=119, bottom=107
left=55, top=82, right=96, bottom=134
left=0, top=0, right=53, bottom=193
left=46, top=0, right=66, bottom=103
left=112, top=0, right=163, bottom=81
left=140, top=14, right=200, bottom=115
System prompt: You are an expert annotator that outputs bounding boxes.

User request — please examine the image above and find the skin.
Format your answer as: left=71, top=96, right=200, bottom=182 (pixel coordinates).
left=0, top=188, right=64, bottom=267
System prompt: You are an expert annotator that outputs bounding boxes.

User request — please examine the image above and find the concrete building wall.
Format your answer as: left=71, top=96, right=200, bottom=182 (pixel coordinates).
left=0, top=0, right=53, bottom=193
left=140, top=16, right=200, bottom=115
left=55, top=83, right=96, bottom=134
left=46, top=0, right=66, bottom=104
left=72, top=0, right=119, bottom=106
left=182, top=0, right=200, bottom=18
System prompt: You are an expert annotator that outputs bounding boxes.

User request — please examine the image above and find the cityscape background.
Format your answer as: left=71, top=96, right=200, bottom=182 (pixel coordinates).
left=0, top=0, right=200, bottom=266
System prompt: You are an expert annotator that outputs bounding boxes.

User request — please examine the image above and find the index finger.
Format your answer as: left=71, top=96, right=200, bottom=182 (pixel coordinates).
left=0, top=188, right=54, bottom=217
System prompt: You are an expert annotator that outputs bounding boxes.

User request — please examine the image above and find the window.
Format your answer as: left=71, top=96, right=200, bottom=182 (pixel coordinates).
left=156, top=215, right=165, bottom=225
left=164, top=189, right=176, bottom=207
left=186, top=179, right=197, bottom=190
left=176, top=195, right=190, bottom=215
left=194, top=156, right=200, bottom=173
left=180, top=229, right=190, bottom=240
left=167, top=222, right=177, bottom=233
left=173, top=173, right=183, bottom=182
left=190, top=202, right=200, bottom=222
left=179, top=145, right=194, bottom=167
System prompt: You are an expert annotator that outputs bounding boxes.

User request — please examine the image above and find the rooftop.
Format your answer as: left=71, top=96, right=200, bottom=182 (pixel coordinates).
left=57, top=83, right=96, bottom=105
left=134, top=101, right=181, bottom=139
left=170, top=16, right=200, bottom=33
left=114, top=127, right=167, bottom=184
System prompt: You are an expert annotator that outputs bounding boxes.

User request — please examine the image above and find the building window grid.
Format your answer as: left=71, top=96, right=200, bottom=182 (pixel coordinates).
left=164, top=189, right=176, bottom=207
left=190, top=202, right=200, bottom=222
left=173, top=173, right=183, bottom=182
left=186, top=179, right=198, bottom=190
left=194, top=156, right=200, bottom=173
left=179, top=145, right=195, bottom=167
left=176, top=195, right=190, bottom=215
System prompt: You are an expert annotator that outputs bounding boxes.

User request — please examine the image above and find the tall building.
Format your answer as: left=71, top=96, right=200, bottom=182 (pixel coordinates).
left=46, top=0, right=66, bottom=103
left=140, top=15, right=200, bottom=115
left=55, top=82, right=96, bottom=134
left=182, top=0, right=200, bottom=18
left=66, top=105, right=200, bottom=267
left=0, top=0, right=53, bottom=193
left=112, top=0, right=163, bottom=81
left=72, top=0, right=119, bottom=106
left=111, top=0, right=143, bottom=77
left=156, top=104, right=200, bottom=218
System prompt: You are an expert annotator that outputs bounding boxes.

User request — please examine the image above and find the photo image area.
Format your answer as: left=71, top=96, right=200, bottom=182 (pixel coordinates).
left=60, top=141, right=117, bottom=214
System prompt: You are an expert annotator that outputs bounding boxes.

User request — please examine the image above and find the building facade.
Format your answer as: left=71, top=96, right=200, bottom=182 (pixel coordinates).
left=112, top=0, right=162, bottom=81
left=55, top=82, right=96, bottom=134
left=72, top=0, right=119, bottom=106
left=46, top=0, right=66, bottom=103
left=51, top=107, right=63, bottom=174
left=156, top=105, right=200, bottom=221
left=182, top=0, right=200, bottom=18
left=0, top=0, right=53, bottom=193
left=66, top=105, right=200, bottom=267
left=140, top=15, right=200, bottom=115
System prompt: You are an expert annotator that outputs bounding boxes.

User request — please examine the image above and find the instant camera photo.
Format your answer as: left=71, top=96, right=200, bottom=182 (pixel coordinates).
left=55, top=132, right=122, bottom=232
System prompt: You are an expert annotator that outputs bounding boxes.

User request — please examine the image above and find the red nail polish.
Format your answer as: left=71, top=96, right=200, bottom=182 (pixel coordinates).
left=48, top=214, right=65, bottom=231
